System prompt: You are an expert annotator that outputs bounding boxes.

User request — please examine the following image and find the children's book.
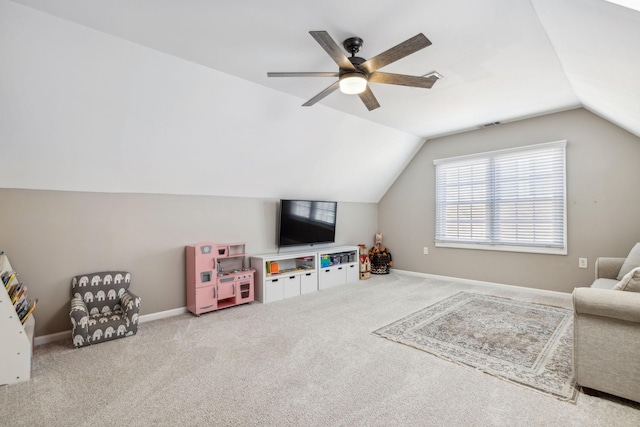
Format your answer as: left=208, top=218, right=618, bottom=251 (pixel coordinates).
left=20, top=298, right=37, bottom=324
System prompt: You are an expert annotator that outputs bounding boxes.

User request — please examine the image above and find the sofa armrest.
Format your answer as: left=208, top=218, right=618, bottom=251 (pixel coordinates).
left=70, top=296, right=90, bottom=347
left=573, top=287, right=640, bottom=323
left=121, top=290, right=141, bottom=333
left=70, top=296, right=89, bottom=323
left=594, top=257, right=625, bottom=280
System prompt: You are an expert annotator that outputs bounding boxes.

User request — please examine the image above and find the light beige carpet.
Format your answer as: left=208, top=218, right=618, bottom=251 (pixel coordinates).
left=1, top=272, right=639, bottom=426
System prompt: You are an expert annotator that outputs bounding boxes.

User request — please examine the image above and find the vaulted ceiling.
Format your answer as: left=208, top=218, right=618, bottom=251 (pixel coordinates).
left=2, top=0, right=639, bottom=202
left=10, top=0, right=640, bottom=138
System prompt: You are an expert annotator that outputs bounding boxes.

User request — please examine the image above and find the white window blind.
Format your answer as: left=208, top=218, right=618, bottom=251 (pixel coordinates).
left=434, top=141, right=567, bottom=254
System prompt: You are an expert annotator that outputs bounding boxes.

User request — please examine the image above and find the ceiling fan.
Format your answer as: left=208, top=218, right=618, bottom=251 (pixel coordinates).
left=267, top=31, right=438, bottom=111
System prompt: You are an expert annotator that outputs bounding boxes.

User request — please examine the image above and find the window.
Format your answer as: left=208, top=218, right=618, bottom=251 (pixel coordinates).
left=434, top=141, right=566, bottom=254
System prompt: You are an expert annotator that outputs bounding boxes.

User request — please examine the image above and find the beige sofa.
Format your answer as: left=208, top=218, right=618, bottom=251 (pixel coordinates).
left=573, top=250, right=640, bottom=403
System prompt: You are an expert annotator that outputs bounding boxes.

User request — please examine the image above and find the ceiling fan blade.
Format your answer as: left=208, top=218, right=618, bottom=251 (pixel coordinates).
left=267, top=72, right=339, bottom=78
left=302, top=80, right=340, bottom=107
left=360, top=33, right=432, bottom=73
left=369, top=72, right=438, bottom=88
left=309, top=31, right=356, bottom=71
left=358, top=86, right=381, bottom=111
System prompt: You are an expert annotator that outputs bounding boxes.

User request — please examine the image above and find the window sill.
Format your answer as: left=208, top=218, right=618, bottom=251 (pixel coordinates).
left=435, top=242, right=567, bottom=255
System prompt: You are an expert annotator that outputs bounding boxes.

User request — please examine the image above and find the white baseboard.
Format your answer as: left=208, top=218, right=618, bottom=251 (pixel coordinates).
left=392, top=269, right=570, bottom=297
left=34, top=331, right=70, bottom=346
left=34, top=271, right=569, bottom=346
left=33, top=306, right=188, bottom=346
left=139, top=306, right=188, bottom=323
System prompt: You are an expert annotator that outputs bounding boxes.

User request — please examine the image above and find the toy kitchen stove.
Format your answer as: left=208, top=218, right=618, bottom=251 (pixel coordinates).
left=185, top=242, right=255, bottom=316
left=216, top=266, right=255, bottom=301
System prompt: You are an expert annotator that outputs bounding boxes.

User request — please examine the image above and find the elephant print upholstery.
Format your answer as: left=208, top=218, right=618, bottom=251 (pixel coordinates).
left=70, top=271, right=141, bottom=348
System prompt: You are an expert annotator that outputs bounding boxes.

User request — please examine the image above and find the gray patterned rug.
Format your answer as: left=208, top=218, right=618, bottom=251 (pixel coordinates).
left=374, top=292, right=578, bottom=402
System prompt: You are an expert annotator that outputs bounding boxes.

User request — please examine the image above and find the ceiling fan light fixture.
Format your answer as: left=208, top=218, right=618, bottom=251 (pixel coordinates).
left=339, top=73, right=367, bottom=94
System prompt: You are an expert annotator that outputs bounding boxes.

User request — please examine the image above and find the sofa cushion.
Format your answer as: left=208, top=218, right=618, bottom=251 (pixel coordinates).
left=591, top=278, right=619, bottom=290
left=617, top=243, right=640, bottom=280
left=614, top=267, right=640, bottom=292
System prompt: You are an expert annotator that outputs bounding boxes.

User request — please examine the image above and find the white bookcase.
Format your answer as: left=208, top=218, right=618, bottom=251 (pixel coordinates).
left=251, top=245, right=358, bottom=303
left=0, top=255, right=35, bottom=385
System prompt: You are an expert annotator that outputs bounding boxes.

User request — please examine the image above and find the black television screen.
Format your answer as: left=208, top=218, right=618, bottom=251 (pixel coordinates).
left=278, top=200, right=337, bottom=247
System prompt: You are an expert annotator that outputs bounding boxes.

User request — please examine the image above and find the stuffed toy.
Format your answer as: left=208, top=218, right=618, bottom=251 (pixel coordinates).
left=369, top=233, right=393, bottom=273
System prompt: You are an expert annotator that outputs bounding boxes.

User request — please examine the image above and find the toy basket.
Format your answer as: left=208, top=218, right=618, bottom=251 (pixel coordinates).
left=370, top=252, right=391, bottom=274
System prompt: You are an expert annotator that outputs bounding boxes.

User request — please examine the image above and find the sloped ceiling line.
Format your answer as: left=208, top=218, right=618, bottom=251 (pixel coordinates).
left=2, top=0, right=639, bottom=203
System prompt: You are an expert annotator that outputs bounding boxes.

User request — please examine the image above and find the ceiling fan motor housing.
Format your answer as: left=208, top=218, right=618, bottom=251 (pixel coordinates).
left=339, top=56, right=367, bottom=78
left=341, top=38, right=367, bottom=80
left=343, top=37, right=364, bottom=55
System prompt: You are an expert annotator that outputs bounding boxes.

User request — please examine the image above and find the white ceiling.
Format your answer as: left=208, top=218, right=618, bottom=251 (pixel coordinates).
left=9, top=0, right=640, bottom=139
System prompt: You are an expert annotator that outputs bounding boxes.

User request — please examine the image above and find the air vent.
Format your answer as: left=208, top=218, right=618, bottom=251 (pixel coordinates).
left=423, top=71, right=444, bottom=79
left=479, top=121, right=502, bottom=128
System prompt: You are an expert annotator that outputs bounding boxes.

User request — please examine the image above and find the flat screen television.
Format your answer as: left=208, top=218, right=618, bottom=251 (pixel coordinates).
left=278, top=199, right=337, bottom=248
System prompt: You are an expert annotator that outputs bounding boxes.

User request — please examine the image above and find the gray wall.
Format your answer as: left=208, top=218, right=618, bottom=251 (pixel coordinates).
left=5, top=107, right=639, bottom=337
left=0, top=189, right=377, bottom=336
left=379, top=108, right=640, bottom=293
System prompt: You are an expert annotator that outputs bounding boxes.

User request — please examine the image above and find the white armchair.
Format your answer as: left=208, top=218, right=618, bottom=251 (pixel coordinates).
left=572, top=244, right=640, bottom=402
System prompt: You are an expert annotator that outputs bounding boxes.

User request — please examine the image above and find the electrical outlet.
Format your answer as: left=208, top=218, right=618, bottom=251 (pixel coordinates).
left=423, top=247, right=429, bottom=255
left=579, top=258, right=588, bottom=269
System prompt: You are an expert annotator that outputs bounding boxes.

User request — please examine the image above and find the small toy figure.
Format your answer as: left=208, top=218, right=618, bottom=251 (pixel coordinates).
left=374, top=233, right=382, bottom=249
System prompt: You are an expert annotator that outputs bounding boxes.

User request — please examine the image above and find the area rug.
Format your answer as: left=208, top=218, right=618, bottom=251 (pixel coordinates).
left=373, top=292, right=578, bottom=402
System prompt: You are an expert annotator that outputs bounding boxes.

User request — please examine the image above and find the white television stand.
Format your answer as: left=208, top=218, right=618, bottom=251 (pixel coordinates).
left=251, top=245, right=359, bottom=303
